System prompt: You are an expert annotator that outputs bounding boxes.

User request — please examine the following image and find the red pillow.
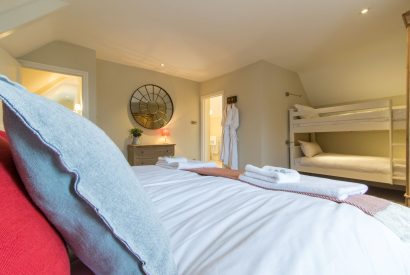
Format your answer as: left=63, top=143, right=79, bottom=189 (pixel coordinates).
left=0, top=132, right=70, bottom=274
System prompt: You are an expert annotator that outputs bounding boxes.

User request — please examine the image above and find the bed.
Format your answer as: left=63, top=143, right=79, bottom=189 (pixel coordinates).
left=289, top=100, right=407, bottom=186
left=290, top=100, right=406, bottom=133
left=132, top=165, right=410, bottom=275
left=292, top=149, right=406, bottom=185
left=1, top=75, right=409, bottom=274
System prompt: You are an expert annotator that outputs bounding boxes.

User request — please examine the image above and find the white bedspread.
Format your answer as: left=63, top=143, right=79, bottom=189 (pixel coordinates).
left=296, top=153, right=391, bottom=174
left=132, top=166, right=410, bottom=275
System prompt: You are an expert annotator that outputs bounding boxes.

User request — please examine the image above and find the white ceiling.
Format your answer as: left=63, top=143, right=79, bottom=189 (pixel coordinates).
left=0, top=0, right=409, bottom=105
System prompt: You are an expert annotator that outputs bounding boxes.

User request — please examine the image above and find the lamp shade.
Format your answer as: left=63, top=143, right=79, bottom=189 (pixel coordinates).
left=161, top=129, right=170, bottom=137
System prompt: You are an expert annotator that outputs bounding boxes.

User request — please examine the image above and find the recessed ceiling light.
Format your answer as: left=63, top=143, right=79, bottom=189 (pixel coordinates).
left=160, top=63, right=165, bottom=67
left=360, top=8, right=369, bottom=15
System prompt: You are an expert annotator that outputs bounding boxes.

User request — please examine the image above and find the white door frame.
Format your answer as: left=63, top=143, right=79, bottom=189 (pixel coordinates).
left=200, top=91, right=224, bottom=161
left=18, top=59, right=90, bottom=119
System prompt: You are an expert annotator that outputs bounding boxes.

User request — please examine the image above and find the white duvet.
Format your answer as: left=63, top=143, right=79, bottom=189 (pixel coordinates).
left=132, top=166, right=410, bottom=275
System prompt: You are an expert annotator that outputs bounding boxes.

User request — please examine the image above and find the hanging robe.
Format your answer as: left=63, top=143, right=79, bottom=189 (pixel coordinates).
left=220, top=104, right=239, bottom=170
left=228, top=104, right=239, bottom=170
left=220, top=104, right=231, bottom=166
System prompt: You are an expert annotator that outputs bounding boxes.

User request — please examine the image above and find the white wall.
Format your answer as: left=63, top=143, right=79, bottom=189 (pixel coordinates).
left=0, top=47, right=21, bottom=130
left=200, top=60, right=309, bottom=168
left=96, top=59, right=200, bottom=159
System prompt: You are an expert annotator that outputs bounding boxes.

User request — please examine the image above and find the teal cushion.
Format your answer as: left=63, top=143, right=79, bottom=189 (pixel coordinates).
left=0, top=75, right=177, bottom=275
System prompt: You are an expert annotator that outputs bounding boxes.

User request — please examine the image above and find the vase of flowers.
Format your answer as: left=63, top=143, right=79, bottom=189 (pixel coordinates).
left=129, top=128, right=143, bottom=145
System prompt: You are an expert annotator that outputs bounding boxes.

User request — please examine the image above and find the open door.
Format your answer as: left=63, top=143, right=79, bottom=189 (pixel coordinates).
left=201, top=93, right=223, bottom=167
left=0, top=47, right=21, bottom=130
left=404, top=11, right=410, bottom=207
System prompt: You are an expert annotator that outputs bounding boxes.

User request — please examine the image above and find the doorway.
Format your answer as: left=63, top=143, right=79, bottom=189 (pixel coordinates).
left=20, top=67, right=84, bottom=116
left=201, top=93, right=223, bottom=167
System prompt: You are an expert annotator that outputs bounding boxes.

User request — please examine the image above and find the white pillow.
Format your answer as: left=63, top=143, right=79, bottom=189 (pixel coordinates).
left=298, top=140, right=323, bottom=157
left=294, top=104, right=319, bottom=119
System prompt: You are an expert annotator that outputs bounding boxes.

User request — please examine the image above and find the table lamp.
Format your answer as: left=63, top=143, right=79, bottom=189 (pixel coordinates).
left=161, top=128, right=170, bottom=143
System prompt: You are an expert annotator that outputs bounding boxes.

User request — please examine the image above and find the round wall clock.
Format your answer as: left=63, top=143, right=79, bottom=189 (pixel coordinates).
left=129, top=84, right=174, bottom=129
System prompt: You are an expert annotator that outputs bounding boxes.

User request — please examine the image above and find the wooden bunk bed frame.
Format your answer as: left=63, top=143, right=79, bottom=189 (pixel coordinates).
left=404, top=10, right=410, bottom=207
left=289, top=99, right=406, bottom=187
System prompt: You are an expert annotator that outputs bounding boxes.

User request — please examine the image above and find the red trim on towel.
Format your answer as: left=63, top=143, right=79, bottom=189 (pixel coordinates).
left=184, top=167, right=241, bottom=180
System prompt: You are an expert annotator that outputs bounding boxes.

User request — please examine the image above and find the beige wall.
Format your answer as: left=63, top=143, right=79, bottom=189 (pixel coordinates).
left=299, top=26, right=407, bottom=106
left=97, top=59, right=200, bottom=159
left=200, top=60, right=309, bottom=168
left=20, top=41, right=97, bottom=122
left=315, top=130, right=405, bottom=159
left=0, top=47, right=20, bottom=82
left=0, top=47, right=21, bottom=130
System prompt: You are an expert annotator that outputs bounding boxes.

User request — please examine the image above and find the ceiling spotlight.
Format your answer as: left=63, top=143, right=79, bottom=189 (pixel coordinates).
left=160, top=63, right=165, bottom=67
left=360, top=8, right=369, bottom=15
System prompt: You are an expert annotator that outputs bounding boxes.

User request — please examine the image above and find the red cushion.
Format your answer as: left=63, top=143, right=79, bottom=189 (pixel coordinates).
left=0, top=132, right=70, bottom=274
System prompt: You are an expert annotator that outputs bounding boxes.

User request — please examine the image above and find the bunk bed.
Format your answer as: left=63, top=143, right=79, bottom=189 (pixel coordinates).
left=289, top=99, right=407, bottom=186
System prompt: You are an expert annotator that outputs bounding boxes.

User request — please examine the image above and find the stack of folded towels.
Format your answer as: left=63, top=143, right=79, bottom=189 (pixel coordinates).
left=156, top=156, right=218, bottom=170
left=239, top=165, right=301, bottom=187
left=239, top=164, right=368, bottom=200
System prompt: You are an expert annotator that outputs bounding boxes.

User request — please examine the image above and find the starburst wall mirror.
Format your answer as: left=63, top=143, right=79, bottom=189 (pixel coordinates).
left=129, top=84, right=174, bottom=129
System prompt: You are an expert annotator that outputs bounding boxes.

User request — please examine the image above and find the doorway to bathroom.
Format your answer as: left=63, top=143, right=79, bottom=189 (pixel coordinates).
left=201, top=93, right=223, bottom=167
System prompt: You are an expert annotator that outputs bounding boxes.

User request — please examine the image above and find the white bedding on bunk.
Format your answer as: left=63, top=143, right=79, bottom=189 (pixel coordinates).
left=296, top=153, right=390, bottom=174
left=295, top=105, right=406, bottom=121
left=132, top=165, right=410, bottom=275
left=320, top=108, right=385, bottom=118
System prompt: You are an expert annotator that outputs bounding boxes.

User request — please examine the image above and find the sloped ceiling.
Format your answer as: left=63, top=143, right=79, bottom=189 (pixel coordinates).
left=0, top=0, right=409, bottom=106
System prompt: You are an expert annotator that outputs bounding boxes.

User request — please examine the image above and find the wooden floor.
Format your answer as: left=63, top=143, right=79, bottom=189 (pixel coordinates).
left=367, top=186, right=406, bottom=205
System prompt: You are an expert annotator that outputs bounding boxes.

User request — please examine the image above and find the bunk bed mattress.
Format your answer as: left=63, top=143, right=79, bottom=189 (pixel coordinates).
left=295, top=153, right=390, bottom=174
left=321, top=106, right=406, bottom=120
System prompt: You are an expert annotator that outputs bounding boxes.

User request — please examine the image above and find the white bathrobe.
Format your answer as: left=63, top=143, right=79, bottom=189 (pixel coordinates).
left=220, top=104, right=239, bottom=170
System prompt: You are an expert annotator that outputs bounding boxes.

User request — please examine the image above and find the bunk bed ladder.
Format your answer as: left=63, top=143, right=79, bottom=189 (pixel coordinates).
left=289, top=109, right=295, bottom=169
left=388, top=100, right=394, bottom=184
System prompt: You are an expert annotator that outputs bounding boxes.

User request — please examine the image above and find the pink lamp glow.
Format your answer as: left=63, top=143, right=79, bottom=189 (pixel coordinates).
left=161, top=128, right=170, bottom=143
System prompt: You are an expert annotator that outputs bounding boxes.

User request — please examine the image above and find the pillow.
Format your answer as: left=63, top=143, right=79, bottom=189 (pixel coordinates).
left=298, top=140, right=323, bottom=157
left=294, top=104, right=319, bottom=119
left=0, top=133, right=70, bottom=274
left=0, top=76, right=177, bottom=275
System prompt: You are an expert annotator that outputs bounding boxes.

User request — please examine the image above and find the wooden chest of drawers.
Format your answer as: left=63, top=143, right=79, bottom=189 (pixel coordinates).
left=127, top=144, right=175, bottom=166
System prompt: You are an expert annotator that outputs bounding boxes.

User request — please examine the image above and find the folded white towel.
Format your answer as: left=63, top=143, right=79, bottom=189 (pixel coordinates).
left=245, top=165, right=300, bottom=183
left=156, top=160, right=218, bottom=170
left=239, top=174, right=368, bottom=200
left=239, top=175, right=278, bottom=189
left=244, top=171, right=277, bottom=183
left=158, top=156, right=188, bottom=163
